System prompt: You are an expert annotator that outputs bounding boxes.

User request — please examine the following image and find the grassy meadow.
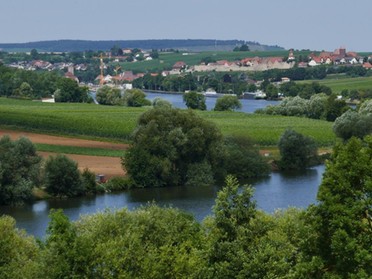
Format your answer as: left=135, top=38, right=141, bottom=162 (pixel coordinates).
left=0, top=97, right=336, bottom=147
left=299, top=76, right=372, bottom=94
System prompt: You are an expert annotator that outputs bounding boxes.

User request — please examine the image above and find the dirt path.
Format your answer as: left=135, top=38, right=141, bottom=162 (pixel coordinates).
left=0, top=129, right=127, bottom=178
left=0, top=129, right=128, bottom=150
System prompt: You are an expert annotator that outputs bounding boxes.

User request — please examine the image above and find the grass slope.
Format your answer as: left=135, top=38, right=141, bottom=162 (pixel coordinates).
left=299, top=76, right=372, bottom=94
left=0, top=98, right=335, bottom=146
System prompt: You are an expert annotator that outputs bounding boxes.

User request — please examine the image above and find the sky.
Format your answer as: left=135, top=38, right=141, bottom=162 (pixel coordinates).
left=1, top=0, right=372, bottom=51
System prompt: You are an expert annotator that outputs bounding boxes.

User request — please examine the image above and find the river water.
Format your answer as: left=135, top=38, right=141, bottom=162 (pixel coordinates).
left=0, top=165, right=325, bottom=239
left=145, top=91, right=279, bottom=113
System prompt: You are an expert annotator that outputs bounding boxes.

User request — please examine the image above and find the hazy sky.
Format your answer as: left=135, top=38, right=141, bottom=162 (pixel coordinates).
left=1, top=0, right=371, bottom=51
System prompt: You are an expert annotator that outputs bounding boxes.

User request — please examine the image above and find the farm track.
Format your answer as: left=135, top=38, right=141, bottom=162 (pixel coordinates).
left=0, top=129, right=128, bottom=178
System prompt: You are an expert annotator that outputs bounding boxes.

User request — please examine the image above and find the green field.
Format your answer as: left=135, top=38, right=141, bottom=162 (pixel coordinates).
left=35, top=143, right=125, bottom=157
left=114, top=50, right=309, bottom=73
left=0, top=98, right=336, bottom=146
left=299, top=76, right=372, bottom=93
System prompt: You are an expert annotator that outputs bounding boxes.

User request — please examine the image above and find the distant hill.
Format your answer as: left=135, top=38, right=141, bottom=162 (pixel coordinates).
left=0, top=39, right=284, bottom=52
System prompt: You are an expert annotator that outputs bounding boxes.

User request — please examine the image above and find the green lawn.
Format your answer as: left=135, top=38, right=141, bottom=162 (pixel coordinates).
left=0, top=97, right=336, bottom=147
left=298, top=76, right=372, bottom=93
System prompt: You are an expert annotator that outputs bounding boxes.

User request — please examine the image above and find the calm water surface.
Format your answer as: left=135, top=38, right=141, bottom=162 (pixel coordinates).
left=145, top=91, right=279, bottom=113
left=0, top=165, right=325, bottom=238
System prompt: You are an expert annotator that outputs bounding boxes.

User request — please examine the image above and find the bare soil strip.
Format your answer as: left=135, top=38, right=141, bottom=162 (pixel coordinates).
left=0, top=129, right=128, bottom=150
left=1, top=129, right=127, bottom=178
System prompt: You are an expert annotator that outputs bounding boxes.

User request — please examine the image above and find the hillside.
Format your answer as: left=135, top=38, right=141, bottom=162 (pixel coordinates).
left=0, top=39, right=284, bottom=52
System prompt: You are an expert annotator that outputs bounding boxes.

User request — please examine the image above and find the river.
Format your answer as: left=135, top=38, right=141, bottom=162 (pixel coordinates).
left=144, top=91, right=279, bottom=113
left=0, top=165, right=325, bottom=239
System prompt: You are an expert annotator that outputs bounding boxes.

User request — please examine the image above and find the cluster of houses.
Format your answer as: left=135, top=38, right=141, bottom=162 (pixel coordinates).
left=191, top=56, right=294, bottom=72
left=8, top=60, right=88, bottom=72
left=305, top=48, right=372, bottom=69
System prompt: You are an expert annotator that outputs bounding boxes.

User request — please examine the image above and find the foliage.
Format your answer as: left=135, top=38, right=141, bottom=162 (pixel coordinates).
left=278, top=129, right=318, bottom=170
left=54, top=78, right=89, bottom=103
left=39, top=206, right=205, bottom=278
left=183, top=91, right=206, bottom=110
left=0, top=216, right=40, bottom=279
left=122, top=88, right=151, bottom=107
left=310, top=136, right=372, bottom=277
left=44, top=154, right=84, bottom=197
left=0, top=136, right=41, bottom=205
left=123, top=107, right=224, bottom=187
left=214, top=95, right=242, bottom=111
left=151, top=97, right=172, bottom=108
left=104, top=176, right=133, bottom=191
left=256, top=93, right=349, bottom=122
left=96, top=85, right=123, bottom=105
left=221, top=136, right=270, bottom=180
left=333, top=109, right=372, bottom=140
left=81, top=168, right=98, bottom=194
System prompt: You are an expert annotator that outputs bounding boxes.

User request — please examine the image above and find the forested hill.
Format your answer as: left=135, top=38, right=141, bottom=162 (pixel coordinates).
left=0, top=39, right=284, bottom=52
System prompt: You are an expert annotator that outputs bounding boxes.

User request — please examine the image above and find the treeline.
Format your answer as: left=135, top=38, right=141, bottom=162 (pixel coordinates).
left=0, top=39, right=284, bottom=52
left=252, top=64, right=370, bottom=82
left=0, top=64, right=90, bottom=102
left=1, top=135, right=371, bottom=278
left=0, top=136, right=102, bottom=206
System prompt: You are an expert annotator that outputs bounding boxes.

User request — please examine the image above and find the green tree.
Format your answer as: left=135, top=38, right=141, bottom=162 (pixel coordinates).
left=152, top=97, right=172, bottom=108
left=96, top=85, right=122, bottom=105
left=30, top=49, right=39, bottom=60
left=183, top=91, right=206, bottom=110
left=222, top=136, right=270, bottom=180
left=0, top=216, right=40, bottom=279
left=123, top=88, right=151, bottom=107
left=333, top=110, right=372, bottom=140
left=214, top=95, right=242, bottom=111
left=278, top=129, right=318, bottom=170
left=54, top=78, right=88, bottom=103
left=13, top=82, right=33, bottom=98
left=123, top=107, right=223, bottom=187
left=310, top=136, right=372, bottom=277
left=323, top=94, right=349, bottom=121
left=0, top=136, right=41, bottom=205
left=204, top=175, right=257, bottom=278
left=44, top=154, right=84, bottom=197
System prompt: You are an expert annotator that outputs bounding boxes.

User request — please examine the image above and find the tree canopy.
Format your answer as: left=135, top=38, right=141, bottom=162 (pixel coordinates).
left=123, top=107, right=224, bottom=187
left=0, top=136, right=41, bottom=205
left=183, top=91, right=206, bottom=110
left=278, top=129, right=318, bottom=170
left=214, top=95, right=242, bottom=111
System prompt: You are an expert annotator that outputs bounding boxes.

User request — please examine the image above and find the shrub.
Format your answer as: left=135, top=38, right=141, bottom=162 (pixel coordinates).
left=44, top=154, right=84, bottom=197
left=278, top=129, right=318, bottom=170
left=214, top=95, right=242, bottom=111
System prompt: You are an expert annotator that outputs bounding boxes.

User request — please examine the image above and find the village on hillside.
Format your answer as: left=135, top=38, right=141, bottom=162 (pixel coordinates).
left=3, top=47, right=372, bottom=88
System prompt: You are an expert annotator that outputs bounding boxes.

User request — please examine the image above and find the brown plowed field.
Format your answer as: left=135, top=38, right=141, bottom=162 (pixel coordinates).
left=0, top=129, right=128, bottom=178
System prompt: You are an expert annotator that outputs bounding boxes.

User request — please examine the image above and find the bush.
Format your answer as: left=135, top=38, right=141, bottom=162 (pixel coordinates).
left=214, top=95, right=242, bottom=111
left=123, top=89, right=151, bottom=107
left=278, top=129, right=318, bottom=170
left=0, top=136, right=41, bottom=205
left=123, top=107, right=223, bottom=187
left=104, top=176, right=133, bottom=192
left=183, top=91, right=206, bottom=110
left=44, top=154, right=84, bottom=197
left=81, top=168, right=98, bottom=194
left=222, top=136, right=270, bottom=180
